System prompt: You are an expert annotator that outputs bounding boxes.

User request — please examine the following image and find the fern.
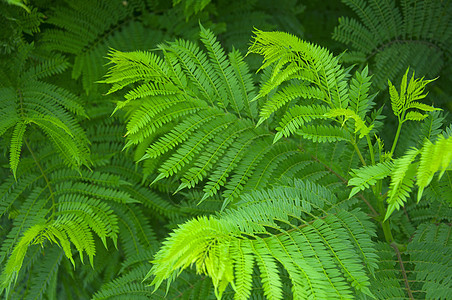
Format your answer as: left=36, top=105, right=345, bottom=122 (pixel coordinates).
left=407, top=223, right=452, bottom=299
left=385, top=132, right=452, bottom=220
left=147, top=181, right=377, bottom=299
left=1, top=1, right=452, bottom=299
left=348, top=161, right=393, bottom=198
left=0, top=46, right=90, bottom=178
left=103, top=26, right=322, bottom=208
left=41, top=0, right=166, bottom=94
left=333, top=0, right=452, bottom=89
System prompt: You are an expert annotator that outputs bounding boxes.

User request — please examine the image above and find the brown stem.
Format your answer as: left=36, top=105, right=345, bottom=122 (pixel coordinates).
left=390, top=242, right=414, bottom=300
left=311, top=155, right=379, bottom=217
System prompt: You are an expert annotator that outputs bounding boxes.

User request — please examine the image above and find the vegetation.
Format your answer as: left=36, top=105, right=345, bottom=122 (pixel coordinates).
left=0, top=0, right=451, bottom=299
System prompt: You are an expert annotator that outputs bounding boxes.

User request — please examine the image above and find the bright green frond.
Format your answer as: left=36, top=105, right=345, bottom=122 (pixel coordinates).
left=147, top=183, right=376, bottom=299
left=296, top=124, right=351, bottom=143
left=200, top=25, right=246, bottom=116
left=417, top=134, right=452, bottom=201
left=325, top=108, right=373, bottom=138
left=385, top=148, right=419, bottom=220
left=54, top=194, right=118, bottom=248
left=388, top=68, right=439, bottom=123
left=348, top=66, right=375, bottom=118
left=348, top=161, right=394, bottom=198
left=249, top=30, right=349, bottom=110
left=274, top=104, right=329, bottom=142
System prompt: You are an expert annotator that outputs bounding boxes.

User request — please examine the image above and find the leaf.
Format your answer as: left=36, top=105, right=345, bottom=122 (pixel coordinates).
left=9, top=122, right=27, bottom=179
left=417, top=135, right=452, bottom=201
left=348, top=161, right=394, bottom=198
left=385, top=148, right=420, bottom=221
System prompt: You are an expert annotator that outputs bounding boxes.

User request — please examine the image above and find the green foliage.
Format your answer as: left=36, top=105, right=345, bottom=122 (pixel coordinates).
left=1, top=0, right=451, bottom=299
left=147, top=180, right=377, bottom=299
left=333, top=0, right=452, bottom=89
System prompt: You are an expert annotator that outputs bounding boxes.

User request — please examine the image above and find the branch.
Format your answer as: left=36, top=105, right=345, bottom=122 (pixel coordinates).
left=390, top=242, right=414, bottom=300
left=311, top=155, right=379, bottom=217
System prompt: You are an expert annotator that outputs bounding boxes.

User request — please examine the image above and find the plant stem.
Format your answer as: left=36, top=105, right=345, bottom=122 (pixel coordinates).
left=365, top=135, right=375, bottom=165
left=351, top=139, right=366, bottom=166
left=24, top=139, right=56, bottom=217
left=389, top=120, right=403, bottom=157
left=376, top=194, right=394, bottom=243
left=390, top=242, right=414, bottom=300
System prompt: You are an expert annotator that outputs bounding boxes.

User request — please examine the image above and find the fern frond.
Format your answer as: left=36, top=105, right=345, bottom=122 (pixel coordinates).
left=325, top=108, right=373, bottom=138
left=274, top=104, right=329, bottom=142
left=200, top=25, right=247, bottom=116
left=102, top=29, right=286, bottom=204
left=147, top=183, right=376, bottom=299
left=240, top=143, right=302, bottom=194
left=0, top=49, right=90, bottom=176
left=417, top=134, right=452, bottom=202
left=257, top=84, right=325, bottom=126
left=0, top=174, right=37, bottom=218
left=228, top=48, right=258, bottom=120
left=249, top=30, right=350, bottom=110
left=92, top=264, right=153, bottom=300
left=28, top=245, right=63, bottom=300
left=366, top=242, right=407, bottom=299
left=153, top=114, right=237, bottom=183
left=200, top=131, right=269, bottom=202
left=297, top=124, right=351, bottom=143
left=55, top=194, right=118, bottom=248
left=222, top=140, right=272, bottom=206
left=21, top=54, right=69, bottom=81
left=385, top=148, right=419, bottom=220
left=9, top=122, right=27, bottom=179
left=334, top=0, right=452, bottom=89
left=102, top=49, right=176, bottom=101
left=348, top=161, right=393, bottom=198
left=407, top=223, right=452, bottom=299
left=144, top=110, right=222, bottom=161
left=173, top=0, right=211, bottom=20
left=42, top=1, right=159, bottom=94
left=348, top=65, right=375, bottom=118
left=2, top=223, right=49, bottom=295
left=28, top=116, right=90, bottom=169
left=178, top=121, right=255, bottom=192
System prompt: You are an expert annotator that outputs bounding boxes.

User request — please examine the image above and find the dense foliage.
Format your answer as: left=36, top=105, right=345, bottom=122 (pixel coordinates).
left=0, top=0, right=451, bottom=299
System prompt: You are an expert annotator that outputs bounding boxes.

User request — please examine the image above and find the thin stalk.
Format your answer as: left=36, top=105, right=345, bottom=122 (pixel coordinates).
left=351, top=139, right=366, bottom=166
left=389, top=119, right=403, bottom=157
left=365, top=135, right=375, bottom=165
left=311, top=154, right=378, bottom=217
left=376, top=194, right=394, bottom=243
left=24, top=139, right=56, bottom=217
left=390, top=242, right=414, bottom=300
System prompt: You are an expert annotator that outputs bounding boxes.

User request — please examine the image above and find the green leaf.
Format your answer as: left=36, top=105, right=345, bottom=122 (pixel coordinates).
left=348, top=162, right=393, bottom=198
left=9, top=122, right=27, bottom=179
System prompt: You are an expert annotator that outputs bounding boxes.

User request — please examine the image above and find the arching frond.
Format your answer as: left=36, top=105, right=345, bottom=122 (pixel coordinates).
left=146, top=182, right=377, bottom=299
